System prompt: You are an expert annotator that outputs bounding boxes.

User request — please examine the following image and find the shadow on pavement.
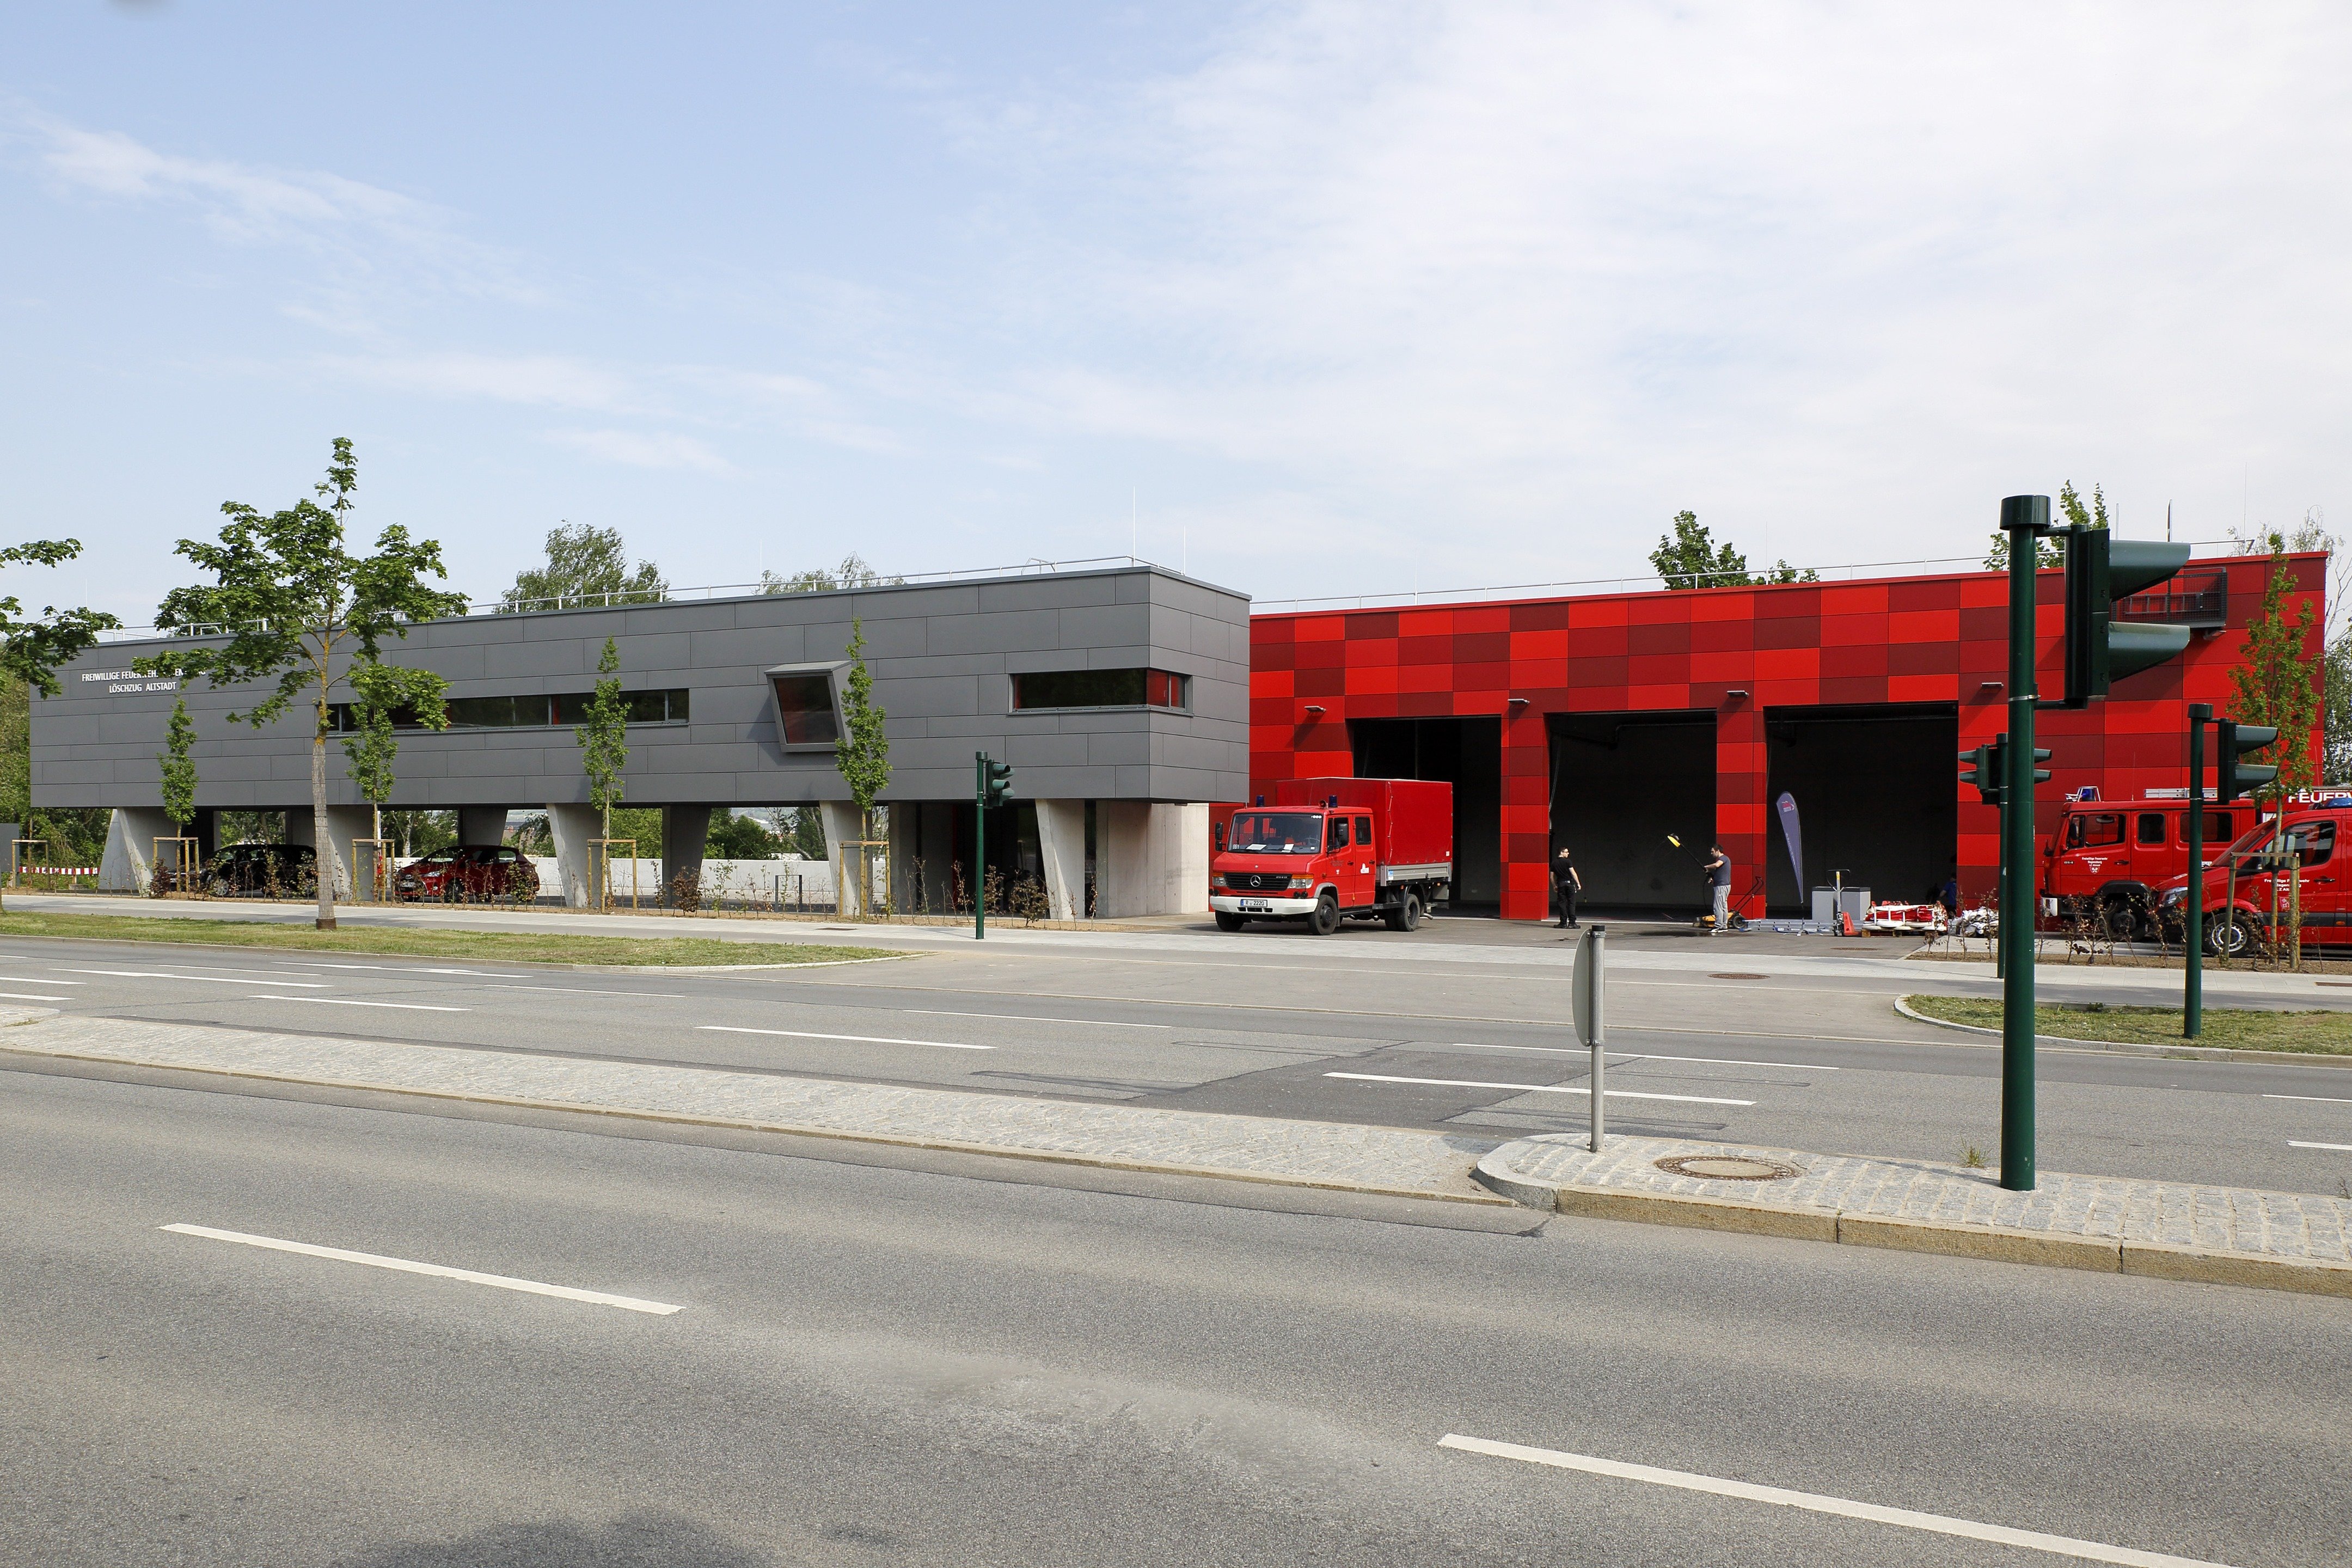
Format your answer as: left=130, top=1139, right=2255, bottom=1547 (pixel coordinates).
left=335, top=1514, right=778, bottom=1567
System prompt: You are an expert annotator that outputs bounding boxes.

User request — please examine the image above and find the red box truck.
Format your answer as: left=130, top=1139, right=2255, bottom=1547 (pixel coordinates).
left=1210, top=777, right=1453, bottom=934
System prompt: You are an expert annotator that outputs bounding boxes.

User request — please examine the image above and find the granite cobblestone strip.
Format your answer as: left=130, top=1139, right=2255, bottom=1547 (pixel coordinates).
left=1481, top=1134, right=2352, bottom=1267
left=0, top=1012, right=1506, bottom=1203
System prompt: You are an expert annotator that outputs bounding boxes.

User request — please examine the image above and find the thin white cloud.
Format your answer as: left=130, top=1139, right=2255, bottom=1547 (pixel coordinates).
left=325, top=351, right=634, bottom=412
left=543, top=428, right=732, bottom=474
left=19, top=112, right=542, bottom=301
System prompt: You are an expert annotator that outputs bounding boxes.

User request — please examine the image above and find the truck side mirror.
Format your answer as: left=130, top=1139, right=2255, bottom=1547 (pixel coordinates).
left=1214, top=824, right=1225, bottom=852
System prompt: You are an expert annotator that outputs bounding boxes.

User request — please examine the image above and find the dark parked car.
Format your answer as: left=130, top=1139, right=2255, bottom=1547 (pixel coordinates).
left=393, top=844, right=541, bottom=903
left=203, top=843, right=317, bottom=898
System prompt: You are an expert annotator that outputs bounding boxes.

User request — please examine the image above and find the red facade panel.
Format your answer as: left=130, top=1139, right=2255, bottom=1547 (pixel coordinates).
left=1248, top=558, right=2325, bottom=921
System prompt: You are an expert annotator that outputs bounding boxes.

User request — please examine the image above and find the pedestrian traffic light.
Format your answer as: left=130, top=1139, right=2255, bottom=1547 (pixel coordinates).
left=2215, top=720, right=2280, bottom=804
left=982, top=756, right=1014, bottom=807
left=2063, top=529, right=2192, bottom=703
left=1958, top=736, right=2048, bottom=804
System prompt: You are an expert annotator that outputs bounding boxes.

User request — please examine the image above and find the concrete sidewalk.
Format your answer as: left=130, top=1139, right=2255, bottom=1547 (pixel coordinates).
left=0, top=1008, right=1508, bottom=1205
left=1476, top=1134, right=2352, bottom=1297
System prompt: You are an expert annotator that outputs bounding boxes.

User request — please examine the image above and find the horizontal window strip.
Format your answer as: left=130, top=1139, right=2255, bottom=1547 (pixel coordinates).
left=328, top=688, right=690, bottom=732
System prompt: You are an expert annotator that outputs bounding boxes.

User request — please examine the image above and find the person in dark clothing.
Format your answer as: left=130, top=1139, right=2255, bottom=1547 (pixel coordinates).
left=1940, top=869, right=1961, bottom=917
left=1704, top=844, right=1732, bottom=934
left=1553, top=847, right=1582, bottom=929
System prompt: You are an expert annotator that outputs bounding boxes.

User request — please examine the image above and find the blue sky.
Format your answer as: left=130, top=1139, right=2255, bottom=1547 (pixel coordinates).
left=4, top=2, right=2347, bottom=624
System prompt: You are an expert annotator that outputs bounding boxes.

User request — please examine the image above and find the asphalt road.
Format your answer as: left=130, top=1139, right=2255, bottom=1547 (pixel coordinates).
left=2, top=909, right=2350, bottom=1195
left=5, top=1068, right=2343, bottom=1568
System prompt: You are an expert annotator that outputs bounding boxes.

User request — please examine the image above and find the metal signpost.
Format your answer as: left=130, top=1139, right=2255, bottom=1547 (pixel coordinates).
left=1997, top=495, right=2045, bottom=1191
left=2184, top=706, right=2208, bottom=1036
left=1571, top=923, right=1607, bottom=1152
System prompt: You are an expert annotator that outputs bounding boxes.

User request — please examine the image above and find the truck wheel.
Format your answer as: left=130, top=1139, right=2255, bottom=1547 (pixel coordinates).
left=1215, top=912, right=1246, bottom=932
left=1385, top=891, right=1423, bottom=932
left=2206, top=913, right=2254, bottom=959
left=2097, top=897, right=2144, bottom=941
left=1307, top=891, right=1340, bottom=936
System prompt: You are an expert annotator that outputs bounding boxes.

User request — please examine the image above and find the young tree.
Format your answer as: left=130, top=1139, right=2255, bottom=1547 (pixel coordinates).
left=501, top=524, right=665, bottom=612
left=2235, top=511, right=2347, bottom=781
left=341, top=658, right=451, bottom=893
left=138, top=438, right=469, bottom=928
left=0, top=537, right=119, bottom=908
left=832, top=618, right=891, bottom=914
left=2227, top=532, right=2323, bottom=804
left=576, top=636, right=630, bottom=841
left=1650, top=512, right=1815, bottom=589
left=158, top=697, right=198, bottom=830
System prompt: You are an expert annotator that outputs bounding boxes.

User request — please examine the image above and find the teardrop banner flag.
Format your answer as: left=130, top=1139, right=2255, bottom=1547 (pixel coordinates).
left=1776, top=792, right=1804, bottom=901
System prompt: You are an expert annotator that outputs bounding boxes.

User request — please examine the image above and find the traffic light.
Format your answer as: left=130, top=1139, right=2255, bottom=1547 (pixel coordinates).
left=2215, top=720, right=2280, bottom=804
left=2063, top=529, right=2192, bottom=703
left=1958, top=736, right=2048, bottom=804
left=982, top=756, right=1014, bottom=807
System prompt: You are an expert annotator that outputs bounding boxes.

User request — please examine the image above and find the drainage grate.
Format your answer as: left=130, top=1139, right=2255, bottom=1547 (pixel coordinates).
left=1654, top=1154, right=1802, bottom=1182
left=1708, top=972, right=1769, bottom=980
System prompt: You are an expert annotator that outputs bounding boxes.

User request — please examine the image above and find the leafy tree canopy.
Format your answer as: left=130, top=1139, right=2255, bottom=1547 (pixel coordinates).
left=1649, top=511, right=1816, bottom=590
left=706, top=811, right=783, bottom=859
left=761, top=554, right=904, bottom=595
left=501, top=523, right=666, bottom=612
left=2227, top=531, right=2323, bottom=803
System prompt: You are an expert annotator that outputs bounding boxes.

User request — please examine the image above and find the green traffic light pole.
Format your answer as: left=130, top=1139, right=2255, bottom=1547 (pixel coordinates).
left=2185, top=705, right=2207, bottom=1037
left=973, top=751, right=988, bottom=942
left=1998, top=494, right=2049, bottom=1192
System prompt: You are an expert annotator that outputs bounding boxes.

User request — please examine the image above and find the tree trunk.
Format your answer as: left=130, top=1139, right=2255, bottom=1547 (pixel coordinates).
left=313, top=731, right=335, bottom=929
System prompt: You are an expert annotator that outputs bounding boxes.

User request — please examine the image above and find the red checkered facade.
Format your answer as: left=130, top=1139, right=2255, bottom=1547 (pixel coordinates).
left=1250, top=555, right=2326, bottom=922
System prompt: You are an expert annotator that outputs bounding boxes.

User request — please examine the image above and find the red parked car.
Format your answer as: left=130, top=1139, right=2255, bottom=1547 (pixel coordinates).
left=393, top=845, right=541, bottom=903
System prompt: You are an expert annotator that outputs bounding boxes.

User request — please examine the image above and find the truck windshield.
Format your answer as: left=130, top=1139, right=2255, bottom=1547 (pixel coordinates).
left=1228, top=812, right=1324, bottom=855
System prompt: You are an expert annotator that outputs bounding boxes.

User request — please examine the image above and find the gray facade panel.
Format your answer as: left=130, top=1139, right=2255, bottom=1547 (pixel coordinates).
left=36, top=566, right=1248, bottom=812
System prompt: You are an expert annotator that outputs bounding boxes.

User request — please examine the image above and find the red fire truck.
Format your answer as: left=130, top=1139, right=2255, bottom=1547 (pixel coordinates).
left=2153, top=795, right=2352, bottom=956
left=2040, top=791, right=2255, bottom=937
left=1210, top=777, right=1453, bottom=935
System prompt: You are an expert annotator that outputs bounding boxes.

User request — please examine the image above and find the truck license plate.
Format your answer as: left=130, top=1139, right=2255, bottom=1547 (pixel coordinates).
left=1238, top=900, right=1270, bottom=912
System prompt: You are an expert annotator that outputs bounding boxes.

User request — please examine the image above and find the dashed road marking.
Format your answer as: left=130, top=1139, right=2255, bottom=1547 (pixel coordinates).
left=252, top=996, right=469, bottom=1013
left=1325, top=1071, right=1753, bottom=1106
left=699, top=1025, right=993, bottom=1051
left=160, top=1223, right=682, bottom=1315
left=1437, top=1433, right=2235, bottom=1567
left=62, top=969, right=327, bottom=988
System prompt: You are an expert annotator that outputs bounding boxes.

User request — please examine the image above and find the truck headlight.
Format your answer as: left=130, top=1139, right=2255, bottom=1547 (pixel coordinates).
left=1209, top=874, right=1227, bottom=889
left=2160, top=888, right=2186, bottom=907
left=1287, top=875, right=1313, bottom=889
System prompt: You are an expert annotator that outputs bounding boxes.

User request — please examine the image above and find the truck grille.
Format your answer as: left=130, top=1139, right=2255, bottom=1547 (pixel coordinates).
left=1227, top=872, right=1290, bottom=892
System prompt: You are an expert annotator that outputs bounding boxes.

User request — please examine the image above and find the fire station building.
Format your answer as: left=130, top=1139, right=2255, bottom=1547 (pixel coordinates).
left=1247, top=552, right=2326, bottom=923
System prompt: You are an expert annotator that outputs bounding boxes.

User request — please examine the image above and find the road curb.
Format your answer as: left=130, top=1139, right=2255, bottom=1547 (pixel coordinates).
left=1892, top=995, right=2352, bottom=1069
left=1473, top=1146, right=2352, bottom=1298
left=0, top=1039, right=1514, bottom=1210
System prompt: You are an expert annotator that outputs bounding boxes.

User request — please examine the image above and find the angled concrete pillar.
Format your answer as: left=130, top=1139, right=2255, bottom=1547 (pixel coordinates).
left=546, top=804, right=604, bottom=908
left=457, top=806, right=509, bottom=847
left=100, top=807, right=175, bottom=892
left=1099, top=803, right=1210, bottom=917
left=280, top=805, right=372, bottom=897
left=661, top=806, right=712, bottom=906
left=1036, top=799, right=1087, bottom=921
left=820, top=801, right=866, bottom=916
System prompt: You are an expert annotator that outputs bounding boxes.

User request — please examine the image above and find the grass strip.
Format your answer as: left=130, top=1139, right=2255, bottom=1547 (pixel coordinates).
left=1905, top=994, right=2352, bottom=1055
left=0, top=911, right=902, bottom=968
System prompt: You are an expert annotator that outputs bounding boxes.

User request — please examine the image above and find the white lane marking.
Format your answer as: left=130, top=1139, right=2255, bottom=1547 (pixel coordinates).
left=2288, top=1140, right=2352, bottom=1151
left=1325, top=1072, right=1753, bottom=1106
left=154, top=964, right=331, bottom=977
left=903, top=1009, right=1170, bottom=1030
left=485, top=984, right=689, bottom=999
left=698, top=1025, right=993, bottom=1051
left=0, top=990, right=72, bottom=1001
left=62, top=968, right=327, bottom=988
left=303, top=963, right=533, bottom=977
left=160, top=1223, right=682, bottom=1315
left=2265, top=1093, right=2352, bottom=1105
left=1436, top=1434, right=2236, bottom=1568
left=0, top=976, right=82, bottom=985
left=252, top=996, right=469, bottom=1013
left=1452, top=1043, right=1835, bottom=1071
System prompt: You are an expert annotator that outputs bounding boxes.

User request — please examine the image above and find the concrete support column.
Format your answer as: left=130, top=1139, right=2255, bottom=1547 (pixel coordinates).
left=280, top=805, right=372, bottom=897
left=100, top=807, right=175, bottom=892
left=1098, top=802, right=1209, bottom=917
left=1036, top=799, right=1087, bottom=921
left=545, top=804, right=604, bottom=908
left=820, top=801, right=866, bottom=916
left=457, top=806, right=509, bottom=847
left=661, top=806, right=712, bottom=906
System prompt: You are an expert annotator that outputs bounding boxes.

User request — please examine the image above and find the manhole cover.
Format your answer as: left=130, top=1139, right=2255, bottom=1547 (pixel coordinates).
left=1653, top=1154, right=1802, bottom=1182
left=1708, top=972, right=1769, bottom=980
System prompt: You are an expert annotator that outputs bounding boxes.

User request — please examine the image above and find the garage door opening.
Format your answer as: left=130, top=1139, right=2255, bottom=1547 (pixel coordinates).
left=1763, top=703, right=1958, bottom=916
left=1350, top=716, right=1501, bottom=909
left=1547, top=711, right=1717, bottom=912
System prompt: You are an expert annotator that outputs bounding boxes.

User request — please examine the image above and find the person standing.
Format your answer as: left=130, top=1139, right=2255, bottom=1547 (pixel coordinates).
left=1704, top=844, right=1732, bottom=934
left=1553, top=847, right=1582, bottom=929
